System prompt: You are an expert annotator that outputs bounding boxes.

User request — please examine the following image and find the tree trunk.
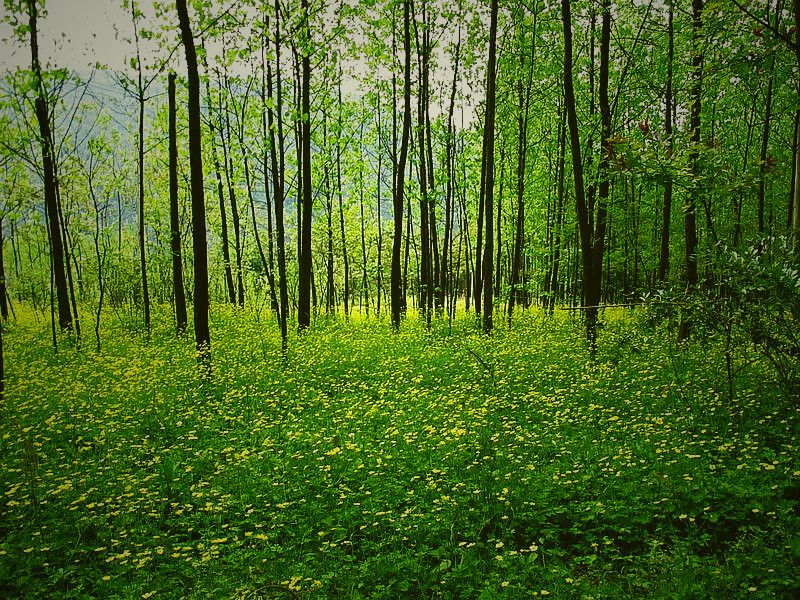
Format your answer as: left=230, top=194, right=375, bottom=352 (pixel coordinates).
left=679, top=0, right=703, bottom=341
left=168, top=72, right=188, bottom=335
left=508, top=16, right=535, bottom=324
left=28, top=0, right=71, bottom=331
left=297, top=0, right=314, bottom=330
left=658, top=0, right=674, bottom=283
left=268, top=0, right=289, bottom=352
left=391, top=0, right=412, bottom=329
left=176, top=0, right=211, bottom=369
left=336, top=70, right=350, bottom=317
left=222, top=70, right=245, bottom=307
left=132, top=2, right=151, bottom=333
left=481, top=0, right=499, bottom=334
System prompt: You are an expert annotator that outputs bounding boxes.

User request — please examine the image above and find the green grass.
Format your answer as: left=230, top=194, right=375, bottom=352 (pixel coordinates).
left=1, top=304, right=798, bottom=598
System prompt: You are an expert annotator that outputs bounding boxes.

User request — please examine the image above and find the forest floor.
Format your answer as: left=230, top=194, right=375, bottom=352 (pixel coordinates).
left=1, top=304, right=798, bottom=598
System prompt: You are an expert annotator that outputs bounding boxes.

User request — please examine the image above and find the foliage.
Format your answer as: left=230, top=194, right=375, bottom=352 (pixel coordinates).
left=644, top=235, right=800, bottom=401
left=1, top=305, right=798, bottom=598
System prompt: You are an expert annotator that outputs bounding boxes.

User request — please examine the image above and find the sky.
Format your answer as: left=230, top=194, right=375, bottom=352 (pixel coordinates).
left=0, top=1, right=138, bottom=73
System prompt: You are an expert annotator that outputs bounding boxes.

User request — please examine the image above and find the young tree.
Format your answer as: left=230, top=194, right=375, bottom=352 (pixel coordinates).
left=22, top=0, right=72, bottom=331
left=297, top=0, right=314, bottom=330
left=168, top=72, right=187, bottom=335
left=176, top=0, right=210, bottom=370
left=392, top=0, right=412, bottom=330
left=481, top=0, right=499, bottom=334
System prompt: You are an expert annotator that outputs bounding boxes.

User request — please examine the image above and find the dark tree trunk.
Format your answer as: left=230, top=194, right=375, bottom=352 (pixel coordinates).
left=176, top=0, right=211, bottom=368
left=549, top=104, right=567, bottom=315
left=415, top=13, right=431, bottom=324
left=168, top=72, right=188, bottom=335
left=758, top=17, right=777, bottom=235
left=28, top=0, right=71, bottom=331
left=481, top=0, right=499, bottom=334
left=222, top=70, right=245, bottom=307
left=0, top=218, right=7, bottom=321
left=679, top=0, right=703, bottom=341
left=658, top=0, right=674, bottom=283
left=297, top=0, right=313, bottom=330
left=268, top=0, right=289, bottom=353
left=376, top=94, right=384, bottom=317
left=392, top=0, right=412, bottom=329
left=442, top=30, right=461, bottom=317
left=508, top=17, right=535, bottom=324
left=132, top=2, right=150, bottom=333
left=562, top=0, right=607, bottom=353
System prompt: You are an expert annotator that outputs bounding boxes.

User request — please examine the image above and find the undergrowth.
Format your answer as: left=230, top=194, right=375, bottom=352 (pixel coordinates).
left=1, top=304, right=798, bottom=598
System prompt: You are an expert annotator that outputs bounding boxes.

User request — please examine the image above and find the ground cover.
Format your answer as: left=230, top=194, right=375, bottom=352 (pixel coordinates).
left=1, top=305, right=798, bottom=598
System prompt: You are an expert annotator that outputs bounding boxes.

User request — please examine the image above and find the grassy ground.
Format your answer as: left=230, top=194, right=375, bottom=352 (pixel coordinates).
left=1, top=304, right=798, bottom=598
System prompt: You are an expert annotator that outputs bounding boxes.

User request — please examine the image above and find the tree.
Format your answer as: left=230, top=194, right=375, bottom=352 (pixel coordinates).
left=297, top=0, right=314, bottom=331
left=176, top=0, right=210, bottom=370
left=392, top=0, right=412, bottom=330
left=679, top=0, right=703, bottom=341
left=168, top=72, right=187, bottom=335
left=23, top=0, right=72, bottom=332
left=481, top=0, right=499, bottom=334
left=561, top=0, right=608, bottom=353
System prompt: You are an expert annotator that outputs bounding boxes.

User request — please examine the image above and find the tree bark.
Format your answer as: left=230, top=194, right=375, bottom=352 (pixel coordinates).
left=391, top=0, right=412, bottom=329
left=27, top=0, right=71, bottom=331
left=297, top=0, right=313, bottom=330
left=176, top=0, right=211, bottom=369
left=658, top=0, right=674, bottom=282
left=481, top=0, right=499, bottom=334
left=168, top=72, right=188, bottom=335
left=679, top=0, right=703, bottom=341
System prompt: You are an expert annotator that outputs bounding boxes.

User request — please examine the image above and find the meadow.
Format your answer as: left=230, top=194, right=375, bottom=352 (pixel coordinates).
left=1, top=305, right=798, bottom=598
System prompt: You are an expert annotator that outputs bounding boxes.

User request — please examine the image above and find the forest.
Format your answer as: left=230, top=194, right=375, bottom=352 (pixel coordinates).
left=1, top=0, right=799, bottom=597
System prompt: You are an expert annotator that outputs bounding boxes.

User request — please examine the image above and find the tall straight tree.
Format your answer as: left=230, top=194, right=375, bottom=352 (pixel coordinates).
left=267, top=0, right=289, bottom=352
left=658, top=0, right=674, bottom=282
left=130, top=1, right=151, bottom=332
left=561, top=0, right=609, bottom=352
left=26, top=0, right=71, bottom=331
left=481, top=0, right=499, bottom=334
left=176, top=0, right=210, bottom=368
left=508, top=11, right=535, bottom=325
left=168, top=72, right=187, bottom=335
left=297, top=0, right=314, bottom=330
left=391, top=0, right=412, bottom=330
left=679, top=0, right=703, bottom=341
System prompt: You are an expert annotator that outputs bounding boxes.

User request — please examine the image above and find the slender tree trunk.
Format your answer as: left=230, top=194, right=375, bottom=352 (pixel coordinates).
left=268, top=0, right=289, bottom=352
left=562, top=0, right=599, bottom=352
left=131, top=2, right=151, bottom=333
left=658, top=0, right=674, bottom=282
left=223, top=70, right=245, bottom=306
left=442, top=30, right=461, bottom=317
left=793, top=0, right=800, bottom=250
left=202, top=61, right=236, bottom=305
left=359, top=116, right=369, bottom=314
left=508, top=17, right=535, bottom=324
left=392, top=0, right=412, bottom=329
left=168, top=72, right=188, bottom=335
left=176, top=0, right=210, bottom=369
left=550, top=106, right=567, bottom=315
left=377, top=94, right=384, bottom=317
left=336, top=69, right=350, bottom=316
left=481, top=0, right=499, bottom=334
left=297, top=0, right=313, bottom=330
left=758, top=50, right=776, bottom=234
left=679, top=0, right=703, bottom=341
left=494, top=146, right=504, bottom=299
left=0, top=218, right=7, bottom=321
left=28, top=0, right=71, bottom=331
left=588, top=0, right=612, bottom=351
